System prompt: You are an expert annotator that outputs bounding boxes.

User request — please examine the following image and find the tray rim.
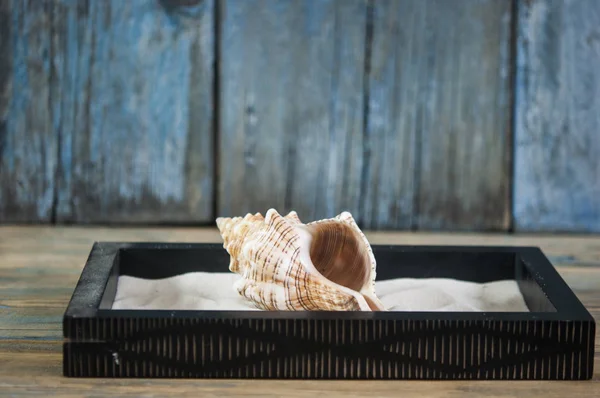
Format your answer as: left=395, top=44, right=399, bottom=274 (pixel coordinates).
left=63, top=241, right=596, bottom=328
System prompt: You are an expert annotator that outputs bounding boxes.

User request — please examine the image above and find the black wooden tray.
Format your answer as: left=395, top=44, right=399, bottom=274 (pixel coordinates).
left=63, top=242, right=595, bottom=380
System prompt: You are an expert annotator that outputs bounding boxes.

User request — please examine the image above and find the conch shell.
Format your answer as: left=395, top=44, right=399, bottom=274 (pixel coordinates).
left=216, top=209, right=385, bottom=311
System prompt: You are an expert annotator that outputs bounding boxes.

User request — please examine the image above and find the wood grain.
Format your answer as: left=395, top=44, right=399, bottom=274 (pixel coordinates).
left=514, top=0, right=600, bottom=233
left=51, top=0, right=215, bottom=224
left=0, top=0, right=58, bottom=223
left=364, top=0, right=513, bottom=230
left=1, top=0, right=598, bottom=234
left=218, top=0, right=367, bottom=222
left=0, top=226, right=599, bottom=395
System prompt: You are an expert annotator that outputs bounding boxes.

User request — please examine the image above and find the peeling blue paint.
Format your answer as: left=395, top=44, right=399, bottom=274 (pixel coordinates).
left=2, top=0, right=599, bottom=232
left=514, top=0, right=600, bottom=233
left=40, top=0, right=215, bottom=222
left=2, top=0, right=56, bottom=221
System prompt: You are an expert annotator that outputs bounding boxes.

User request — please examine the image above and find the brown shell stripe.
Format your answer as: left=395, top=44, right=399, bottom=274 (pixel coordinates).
left=258, top=213, right=293, bottom=309
left=254, top=212, right=288, bottom=283
left=271, top=232, right=298, bottom=309
left=285, top=248, right=301, bottom=311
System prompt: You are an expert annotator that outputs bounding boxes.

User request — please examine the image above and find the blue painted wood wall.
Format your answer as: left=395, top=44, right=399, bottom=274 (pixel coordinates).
left=0, top=0, right=598, bottom=232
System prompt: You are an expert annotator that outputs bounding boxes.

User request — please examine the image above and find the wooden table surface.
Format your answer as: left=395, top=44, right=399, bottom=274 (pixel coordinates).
left=1, top=226, right=599, bottom=397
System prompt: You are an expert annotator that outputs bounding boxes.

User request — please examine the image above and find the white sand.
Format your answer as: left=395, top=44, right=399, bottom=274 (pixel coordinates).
left=112, top=272, right=530, bottom=312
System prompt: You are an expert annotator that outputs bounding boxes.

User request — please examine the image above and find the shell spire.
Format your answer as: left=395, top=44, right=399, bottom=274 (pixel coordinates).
left=216, top=212, right=264, bottom=273
left=216, top=208, right=386, bottom=311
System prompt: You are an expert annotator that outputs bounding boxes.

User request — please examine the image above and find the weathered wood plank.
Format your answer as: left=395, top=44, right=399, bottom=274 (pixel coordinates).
left=0, top=307, right=62, bottom=330
left=365, top=0, right=513, bottom=230
left=218, top=0, right=366, bottom=222
left=0, top=0, right=58, bottom=223
left=361, top=0, right=417, bottom=229
left=514, top=0, right=600, bottom=233
left=52, top=0, right=215, bottom=223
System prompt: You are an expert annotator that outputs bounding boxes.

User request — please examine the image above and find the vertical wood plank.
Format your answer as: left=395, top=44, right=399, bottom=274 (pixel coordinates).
left=365, top=0, right=513, bottom=230
left=362, top=0, right=417, bottom=229
left=53, top=0, right=215, bottom=223
left=218, top=0, right=366, bottom=221
left=514, top=0, right=600, bottom=232
left=0, top=0, right=58, bottom=223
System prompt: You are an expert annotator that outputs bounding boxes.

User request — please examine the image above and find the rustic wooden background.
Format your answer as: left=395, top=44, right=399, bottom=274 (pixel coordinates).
left=0, top=0, right=598, bottom=232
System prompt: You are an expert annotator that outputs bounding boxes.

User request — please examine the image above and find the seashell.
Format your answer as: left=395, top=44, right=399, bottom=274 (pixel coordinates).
left=216, top=209, right=385, bottom=311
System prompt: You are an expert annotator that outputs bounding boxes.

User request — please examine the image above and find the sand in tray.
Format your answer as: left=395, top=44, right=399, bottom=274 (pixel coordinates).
left=111, top=272, right=530, bottom=312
